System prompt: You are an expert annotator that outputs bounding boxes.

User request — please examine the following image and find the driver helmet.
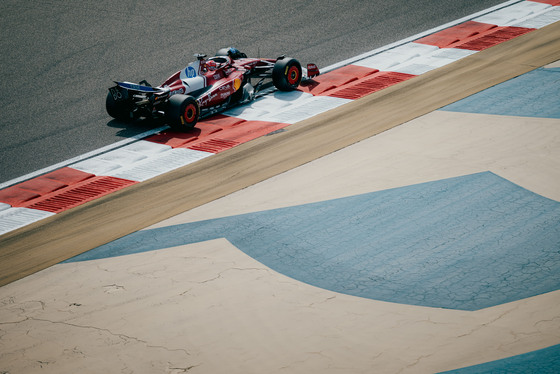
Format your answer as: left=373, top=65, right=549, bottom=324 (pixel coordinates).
left=216, top=47, right=247, bottom=59
left=228, top=47, right=241, bottom=57
left=205, top=60, right=218, bottom=71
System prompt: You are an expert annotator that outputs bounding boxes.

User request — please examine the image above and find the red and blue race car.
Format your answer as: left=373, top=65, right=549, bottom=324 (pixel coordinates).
left=106, top=47, right=319, bottom=131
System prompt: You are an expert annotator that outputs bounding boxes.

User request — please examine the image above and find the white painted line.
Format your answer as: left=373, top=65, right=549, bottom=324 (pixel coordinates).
left=223, top=91, right=315, bottom=121
left=390, top=48, right=478, bottom=75
left=71, top=140, right=174, bottom=177
left=71, top=157, right=123, bottom=176
left=514, top=6, right=560, bottom=28
left=352, top=43, right=439, bottom=70
left=263, top=96, right=352, bottom=124
left=474, top=0, right=551, bottom=26
left=0, top=208, right=55, bottom=236
left=109, top=148, right=213, bottom=182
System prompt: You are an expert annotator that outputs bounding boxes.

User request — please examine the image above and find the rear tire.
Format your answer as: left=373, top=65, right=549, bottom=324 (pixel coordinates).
left=272, top=58, right=302, bottom=91
left=106, top=91, right=131, bottom=120
left=165, top=94, right=199, bottom=131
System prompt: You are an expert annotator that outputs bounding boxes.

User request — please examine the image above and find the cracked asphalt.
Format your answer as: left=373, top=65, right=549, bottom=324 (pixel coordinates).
left=65, top=172, right=560, bottom=311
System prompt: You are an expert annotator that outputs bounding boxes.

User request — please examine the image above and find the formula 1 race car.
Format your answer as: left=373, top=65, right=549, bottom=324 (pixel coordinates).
left=106, top=47, right=319, bottom=131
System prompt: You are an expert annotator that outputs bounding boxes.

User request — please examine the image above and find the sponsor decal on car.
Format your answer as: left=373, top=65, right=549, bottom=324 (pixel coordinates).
left=199, top=92, right=218, bottom=107
left=186, top=66, right=197, bottom=78
left=234, top=78, right=241, bottom=91
left=109, top=87, right=123, bottom=101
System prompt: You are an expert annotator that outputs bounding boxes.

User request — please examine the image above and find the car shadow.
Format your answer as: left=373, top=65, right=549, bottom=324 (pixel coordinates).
left=106, top=118, right=167, bottom=138
left=299, top=78, right=320, bottom=90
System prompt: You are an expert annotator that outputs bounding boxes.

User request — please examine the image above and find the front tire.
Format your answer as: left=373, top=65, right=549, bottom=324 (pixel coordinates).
left=165, top=94, right=199, bottom=131
left=272, top=58, right=302, bottom=91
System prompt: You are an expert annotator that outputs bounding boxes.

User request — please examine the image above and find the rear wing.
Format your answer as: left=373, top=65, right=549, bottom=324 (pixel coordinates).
left=115, top=81, right=164, bottom=93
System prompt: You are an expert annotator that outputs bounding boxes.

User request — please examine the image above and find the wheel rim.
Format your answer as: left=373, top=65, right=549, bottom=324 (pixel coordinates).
left=287, top=66, right=300, bottom=85
left=183, top=103, right=197, bottom=123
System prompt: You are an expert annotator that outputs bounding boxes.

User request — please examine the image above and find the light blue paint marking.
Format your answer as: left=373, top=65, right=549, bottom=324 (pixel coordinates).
left=439, top=343, right=560, bottom=373
left=441, top=67, right=560, bottom=118
left=65, top=172, right=560, bottom=311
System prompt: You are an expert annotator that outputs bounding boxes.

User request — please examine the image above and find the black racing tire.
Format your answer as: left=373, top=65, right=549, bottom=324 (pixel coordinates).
left=106, top=91, right=131, bottom=121
left=272, top=58, right=302, bottom=91
left=165, top=94, right=199, bottom=131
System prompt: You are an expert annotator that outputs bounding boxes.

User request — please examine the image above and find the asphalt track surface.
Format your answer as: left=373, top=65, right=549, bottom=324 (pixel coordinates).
left=0, top=0, right=506, bottom=184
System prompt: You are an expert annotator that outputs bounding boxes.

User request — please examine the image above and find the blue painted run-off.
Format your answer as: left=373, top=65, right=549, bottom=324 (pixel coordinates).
left=439, top=343, right=560, bottom=374
left=441, top=67, right=560, bottom=118
left=66, top=172, right=560, bottom=311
